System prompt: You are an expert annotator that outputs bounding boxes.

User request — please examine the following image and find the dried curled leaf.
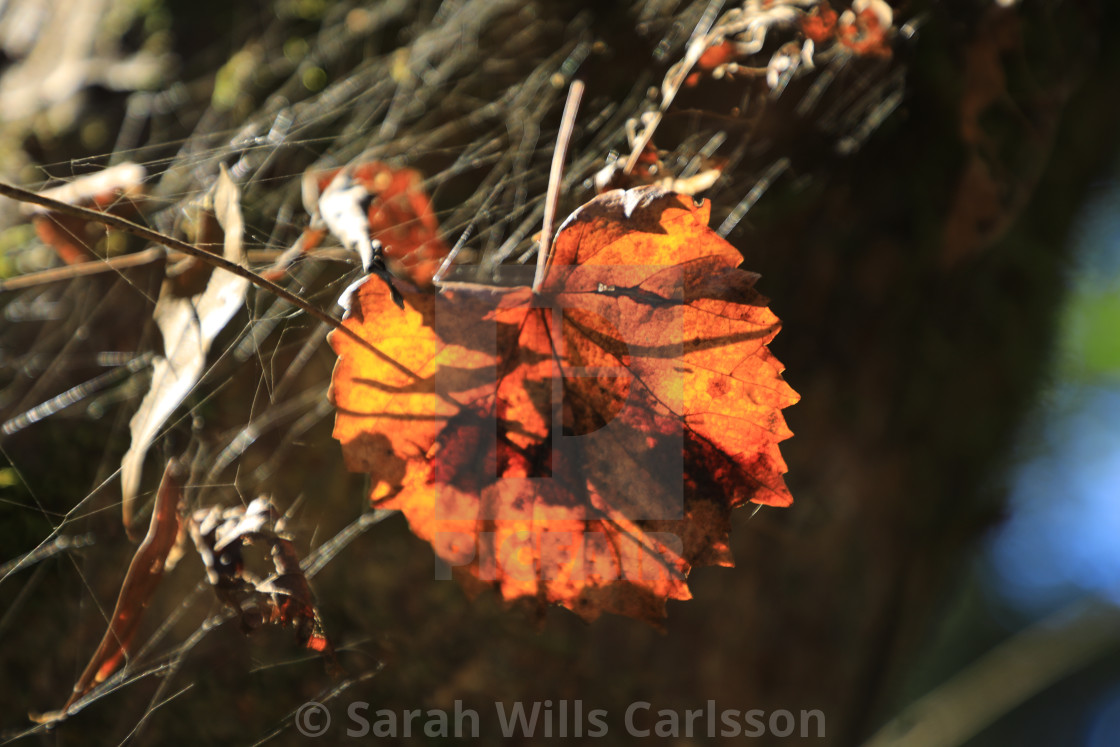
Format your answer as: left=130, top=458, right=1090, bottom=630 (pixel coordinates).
left=188, top=498, right=335, bottom=659
left=330, top=186, right=798, bottom=623
left=26, top=163, right=146, bottom=265
left=120, top=165, right=249, bottom=534
left=33, top=459, right=184, bottom=723
left=593, top=141, right=725, bottom=195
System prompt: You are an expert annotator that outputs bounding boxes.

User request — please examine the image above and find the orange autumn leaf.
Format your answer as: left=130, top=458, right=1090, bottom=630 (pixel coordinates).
left=329, top=186, right=798, bottom=623
left=303, top=161, right=449, bottom=286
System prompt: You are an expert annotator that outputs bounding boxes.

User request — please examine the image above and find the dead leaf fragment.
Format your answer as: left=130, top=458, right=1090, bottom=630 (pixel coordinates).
left=26, top=162, right=146, bottom=264
left=303, top=161, right=449, bottom=288
left=837, top=0, right=893, bottom=58
left=330, top=186, right=798, bottom=623
left=120, top=165, right=249, bottom=534
left=32, top=459, right=184, bottom=723
left=187, top=498, right=336, bottom=660
left=594, top=142, right=725, bottom=196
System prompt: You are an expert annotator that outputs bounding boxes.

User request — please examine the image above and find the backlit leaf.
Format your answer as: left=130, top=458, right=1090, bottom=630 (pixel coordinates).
left=329, top=186, right=798, bottom=623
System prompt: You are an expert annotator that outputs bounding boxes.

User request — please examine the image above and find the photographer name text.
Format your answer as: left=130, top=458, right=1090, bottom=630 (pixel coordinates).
left=295, top=699, right=825, bottom=739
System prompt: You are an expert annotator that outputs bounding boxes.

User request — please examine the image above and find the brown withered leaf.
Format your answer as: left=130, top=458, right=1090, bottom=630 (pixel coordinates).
left=32, top=459, right=184, bottom=723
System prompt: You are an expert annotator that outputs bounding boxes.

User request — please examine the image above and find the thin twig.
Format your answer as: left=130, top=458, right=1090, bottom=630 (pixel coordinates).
left=0, top=247, right=165, bottom=292
left=0, top=248, right=357, bottom=292
left=0, top=533, right=95, bottom=580
left=622, top=110, right=662, bottom=177
left=533, top=79, right=584, bottom=293
left=623, top=0, right=723, bottom=175
left=2, top=352, right=154, bottom=437
left=0, top=180, right=413, bottom=377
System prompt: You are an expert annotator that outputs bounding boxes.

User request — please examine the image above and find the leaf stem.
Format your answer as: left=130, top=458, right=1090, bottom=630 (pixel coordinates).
left=533, top=79, right=584, bottom=293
